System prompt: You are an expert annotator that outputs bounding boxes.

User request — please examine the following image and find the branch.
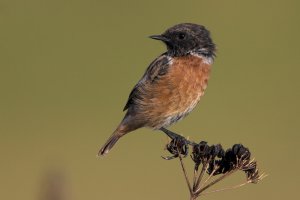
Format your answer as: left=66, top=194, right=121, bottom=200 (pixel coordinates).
left=178, top=153, right=193, bottom=194
left=161, top=130, right=266, bottom=200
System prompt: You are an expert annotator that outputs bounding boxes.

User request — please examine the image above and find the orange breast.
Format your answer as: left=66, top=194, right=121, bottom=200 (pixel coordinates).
left=139, top=55, right=211, bottom=129
left=169, top=55, right=210, bottom=112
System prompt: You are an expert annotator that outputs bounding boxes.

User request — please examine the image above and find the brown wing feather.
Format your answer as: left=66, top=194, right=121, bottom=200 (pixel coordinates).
left=123, top=53, right=170, bottom=111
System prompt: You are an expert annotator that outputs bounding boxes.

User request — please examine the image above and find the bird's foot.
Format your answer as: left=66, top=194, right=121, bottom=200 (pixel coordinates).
left=160, top=128, right=192, bottom=160
left=159, top=127, right=196, bottom=146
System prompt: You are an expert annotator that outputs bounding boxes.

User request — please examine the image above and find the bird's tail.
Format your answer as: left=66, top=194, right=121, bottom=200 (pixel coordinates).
left=98, top=125, right=126, bottom=156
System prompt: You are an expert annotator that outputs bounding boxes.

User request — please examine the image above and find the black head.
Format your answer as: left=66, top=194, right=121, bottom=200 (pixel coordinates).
left=150, top=23, right=216, bottom=58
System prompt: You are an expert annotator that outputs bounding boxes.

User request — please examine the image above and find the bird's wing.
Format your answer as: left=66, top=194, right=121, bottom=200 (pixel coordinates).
left=123, top=53, right=170, bottom=111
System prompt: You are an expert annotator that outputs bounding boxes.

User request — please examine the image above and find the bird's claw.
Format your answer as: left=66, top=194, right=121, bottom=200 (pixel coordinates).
left=162, top=132, right=189, bottom=160
left=161, top=155, right=178, bottom=160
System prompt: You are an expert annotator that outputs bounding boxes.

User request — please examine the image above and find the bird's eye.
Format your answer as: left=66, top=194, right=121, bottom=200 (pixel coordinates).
left=178, top=33, right=186, bottom=40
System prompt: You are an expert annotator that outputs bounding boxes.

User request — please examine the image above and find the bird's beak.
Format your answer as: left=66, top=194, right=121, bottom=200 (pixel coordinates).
left=149, top=34, right=170, bottom=42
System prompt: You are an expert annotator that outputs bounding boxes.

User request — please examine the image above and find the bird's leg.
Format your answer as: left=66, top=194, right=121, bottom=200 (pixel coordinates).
left=159, top=127, right=184, bottom=140
left=159, top=127, right=196, bottom=146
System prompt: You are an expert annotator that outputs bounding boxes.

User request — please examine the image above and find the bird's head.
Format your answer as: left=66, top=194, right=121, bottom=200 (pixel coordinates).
left=150, top=23, right=216, bottom=58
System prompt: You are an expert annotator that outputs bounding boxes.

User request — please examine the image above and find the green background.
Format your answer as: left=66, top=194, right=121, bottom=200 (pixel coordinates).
left=0, top=0, right=299, bottom=199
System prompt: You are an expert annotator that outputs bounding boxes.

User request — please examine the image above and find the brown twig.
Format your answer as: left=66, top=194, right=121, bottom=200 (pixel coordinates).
left=195, top=169, right=238, bottom=196
left=178, top=153, right=193, bottom=195
left=194, top=159, right=210, bottom=191
left=192, top=168, right=198, bottom=191
left=200, top=181, right=251, bottom=196
left=161, top=131, right=265, bottom=200
left=202, top=165, right=220, bottom=186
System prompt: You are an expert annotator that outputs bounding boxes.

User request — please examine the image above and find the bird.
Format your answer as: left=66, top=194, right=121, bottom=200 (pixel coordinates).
left=99, top=23, right=216, bottom=156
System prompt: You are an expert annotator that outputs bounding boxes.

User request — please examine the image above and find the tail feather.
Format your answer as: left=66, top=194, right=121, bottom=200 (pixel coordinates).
left=98, top=131, right=121, bottom=156
left=99, top=116, right=139, bottom=156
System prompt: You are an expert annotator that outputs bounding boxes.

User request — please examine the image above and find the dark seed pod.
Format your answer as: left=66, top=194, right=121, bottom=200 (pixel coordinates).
left=232, top=144, right=251, bottom=160
left=162, top=135, right=263, bottom=184
left=163, top=137, right=189, bottom=160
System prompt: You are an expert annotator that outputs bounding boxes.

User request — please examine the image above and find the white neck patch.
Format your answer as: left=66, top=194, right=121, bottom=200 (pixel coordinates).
left=190, top=52, right=214, bottom=65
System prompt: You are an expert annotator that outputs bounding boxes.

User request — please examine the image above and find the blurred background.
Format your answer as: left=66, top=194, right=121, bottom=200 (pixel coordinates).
left=0, top=0, right=299, bottom=200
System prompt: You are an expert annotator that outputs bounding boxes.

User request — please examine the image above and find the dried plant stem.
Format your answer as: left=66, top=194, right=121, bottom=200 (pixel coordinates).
left=190, top=196, right=197, bottom=200
left=195, top=169, right=238, bottom=196
left=161, top=131, right=264, bottom=200
left=192, top=168, right=198, bottom=190
left=194, top=160, right=209, bottom=191
left=200, top=181, right=251, bottom=196
left=202, top=165, right=220, bottom=185
left=178, top=154, right=193, bottom=195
